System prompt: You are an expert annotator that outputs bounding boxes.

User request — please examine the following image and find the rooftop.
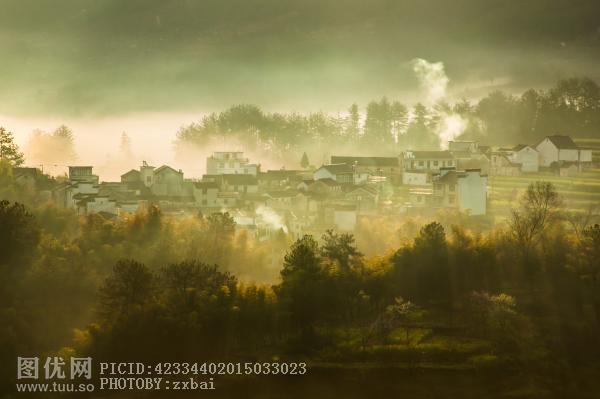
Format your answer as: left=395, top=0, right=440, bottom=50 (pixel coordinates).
left=330, top=156, right=399, bottom=167
left=542, top=135, right=579, bottom=150
left=317, top=163, right=353, bottom=174
left=404, top=151, right=454, bottom=160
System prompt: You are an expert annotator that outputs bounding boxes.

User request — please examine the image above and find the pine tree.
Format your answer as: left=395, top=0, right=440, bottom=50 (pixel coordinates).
left=0, top=127, right=25, bottom=166
left=300, top=152, right=309, bottom=169
left=119, top=132, right=134, bottom=158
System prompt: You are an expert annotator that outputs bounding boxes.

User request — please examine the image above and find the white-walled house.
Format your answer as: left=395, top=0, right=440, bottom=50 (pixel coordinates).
left=402, top=151, right=455, bottom=172
left=490, top=152, right=521, bottom=176
left=433, top=168, right=487, bottom=216
left=206, top=151, right=259, bottom=176
left=535, top=135, right=589, bottom=167
left=507, top=144, right=539, bottom=172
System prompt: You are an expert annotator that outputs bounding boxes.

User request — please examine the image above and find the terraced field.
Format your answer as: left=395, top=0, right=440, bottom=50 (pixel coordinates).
left=488, top=137, right=600, bottom=219
left=489, top=168, right=600, bottom=219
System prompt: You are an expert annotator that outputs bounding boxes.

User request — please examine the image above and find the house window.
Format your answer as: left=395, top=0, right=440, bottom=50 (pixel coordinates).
left=433, top=161, right=439, bottom=166
left=448, top=195, right=455, bottom=204
left=449, top=185, right=455, bottom=192
left=146, top=176, right=152, bottom=184
left=418, top=161, right=425, bottom=167
left=447, top=160, right=453, bottom=166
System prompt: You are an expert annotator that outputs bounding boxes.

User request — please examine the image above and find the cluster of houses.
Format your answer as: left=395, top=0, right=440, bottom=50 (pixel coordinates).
left=11, top=135, right=594, bottom=240
left=489, top=135, right=593, bottom=177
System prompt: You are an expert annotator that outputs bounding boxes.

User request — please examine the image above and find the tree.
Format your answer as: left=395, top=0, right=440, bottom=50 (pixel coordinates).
left=320, top=229, right=362, bottom=273
left=0, top=127, right=24, bottom=166
left=509, top=181, right=562, bottom=252
left=119, top=132, right=134, bottom=159
left=390, top=101, right=408, bottom=145
left=161, top=260, right=236, bottom=314
left=469, top=291, right=532, bottom=353
left=277, top=235, right=326, bottom=338
left=98, top=259, right=155, bottom=325
left=0, top=200, right=40, bottom=268
left=347, top=103, right=361, bottom=142
left=402, top=103, right=439, bottom=149
left=579, top=224, right=600, bottom=327
left=52, top=125, right=77, bottom=161
left=363, top=297, right=417, bottom=348
left=364, top=97, right=393, bottom=146
left=300, top=152, right=309, bottom=169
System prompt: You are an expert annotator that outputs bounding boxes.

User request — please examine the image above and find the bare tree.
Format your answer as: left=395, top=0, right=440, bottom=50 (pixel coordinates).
left=509, top=181, right=562, bottom=251
left=564, top=204, right=600, bottom=241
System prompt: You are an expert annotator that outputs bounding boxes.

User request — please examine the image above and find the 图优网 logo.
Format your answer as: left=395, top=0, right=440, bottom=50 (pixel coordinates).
left=17, top=357, right=92, bottom=380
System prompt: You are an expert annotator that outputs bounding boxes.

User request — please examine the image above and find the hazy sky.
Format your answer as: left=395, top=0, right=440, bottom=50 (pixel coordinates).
left=2, top=0, right=600, bottom=175
left=2, top=0, right=600, bottom=117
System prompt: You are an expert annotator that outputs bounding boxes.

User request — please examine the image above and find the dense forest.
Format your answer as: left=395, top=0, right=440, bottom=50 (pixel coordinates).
left=1, top=159, right=600, bottom=395
left=176, top=78, right=600, bottom=160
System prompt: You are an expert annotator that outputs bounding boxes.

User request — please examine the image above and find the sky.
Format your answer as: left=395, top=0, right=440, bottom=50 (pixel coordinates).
left=1, top=0, right=600, bottom=175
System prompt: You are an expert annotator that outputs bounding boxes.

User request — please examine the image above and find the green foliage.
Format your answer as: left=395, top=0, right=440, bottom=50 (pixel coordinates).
left=0, top=200, right=40, bottom=269
left=98, top=259, right=156, bottom=325
left=0, top=127, right=24, bottom=166
left=320, top=229, right=363, bottom=273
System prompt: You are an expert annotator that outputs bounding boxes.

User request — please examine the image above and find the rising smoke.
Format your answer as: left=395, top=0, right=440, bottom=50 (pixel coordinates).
left=412, top=58, right=468, bottom=148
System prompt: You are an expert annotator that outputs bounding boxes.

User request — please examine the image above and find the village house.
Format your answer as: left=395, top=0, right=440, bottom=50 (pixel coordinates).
left=448, top=141, right=490, bottom=174
left=151, top=165, right=193, bottom=198
left=506, top=144, right=539, bottom=172
left=490, top=151, right=521, bottom=176
left=402, top=151, right=455, bottom=172
left=535, top=135, right=592, bottom=168
left=330, top=156, right=401, bottom=183
left=206, top=151, right=259, bottom=176
left=258, top=169, right=303, bottom=189
left=313, top=163, right=355, bottom=184
left=344, top=185, right=379, bottom=213
left=558, top=162, right=579, bottom=177
left=264, top=190, right=309, bottom=212
left=220, top=174, right=259, bottom=194
left=432, top=167, right=487, bottom=215
left=57, top=166, right=100, bottom=209
left=408, top=187, right=434, bottom=208
left=305, top=179, right=343, bottom=197
left=193, top=181, right=220, bottom=208
left=402, top=170, right=430, bottom=186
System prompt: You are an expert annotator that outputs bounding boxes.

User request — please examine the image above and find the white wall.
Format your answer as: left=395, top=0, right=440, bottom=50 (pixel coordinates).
left=536, top=139, right=559, bottom=167
left=402, top=171, right=428, bottom=185
left=511, top=147, right=539, bottom=172
left=457, top=171, right=487, bottom=216
left=580, top=149, right=593, bottom=163
left=559, top=149, right=579, bottom=163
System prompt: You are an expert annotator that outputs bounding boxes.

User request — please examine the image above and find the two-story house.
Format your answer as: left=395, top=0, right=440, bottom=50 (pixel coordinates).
left=206, top=151, right=259, bottom=176
left=433, top=167, right=487, bottom=215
